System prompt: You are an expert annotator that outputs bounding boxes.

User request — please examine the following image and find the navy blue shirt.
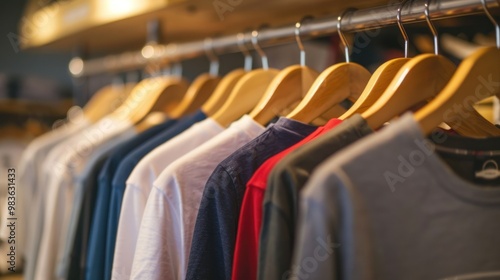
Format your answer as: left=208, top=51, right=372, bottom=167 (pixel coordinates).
left=85, top=119, right=178, bottom=280
left=104, top=110, right=206, bottom=280
left=185, top=117, right=316, bottom=280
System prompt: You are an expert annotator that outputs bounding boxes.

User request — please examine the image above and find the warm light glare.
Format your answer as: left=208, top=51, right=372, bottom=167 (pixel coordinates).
left=69, top=57, right=84, bottom=76
left=142, top=45, right=155, bottom=59
left=22, top=8, right=59, bottom=45
left=98, top=0, right=144, bottom=19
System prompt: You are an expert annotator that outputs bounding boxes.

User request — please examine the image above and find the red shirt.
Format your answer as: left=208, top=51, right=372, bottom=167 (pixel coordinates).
left=231, top=118, right=342, bottom=280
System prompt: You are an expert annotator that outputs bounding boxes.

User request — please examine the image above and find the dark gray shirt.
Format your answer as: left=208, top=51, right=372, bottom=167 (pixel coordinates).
left=258, top=114, right=372, bottom=280
left=291, top=113, right=500, bottom=280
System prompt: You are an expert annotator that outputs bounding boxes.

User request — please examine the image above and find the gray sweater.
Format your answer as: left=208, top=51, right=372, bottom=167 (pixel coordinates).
left=290, top=113, right=500, bottom=280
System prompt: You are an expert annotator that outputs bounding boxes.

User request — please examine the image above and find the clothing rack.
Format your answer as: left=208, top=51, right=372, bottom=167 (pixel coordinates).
left=71, top=0, right=498, bottom=77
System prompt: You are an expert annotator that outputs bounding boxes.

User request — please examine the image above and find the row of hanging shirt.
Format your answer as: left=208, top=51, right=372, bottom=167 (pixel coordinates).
left=0, top=134, right=26, bottom=274
left=0, top=101, right=76, bottom=273
left=11, top=1, right=500, bottom=279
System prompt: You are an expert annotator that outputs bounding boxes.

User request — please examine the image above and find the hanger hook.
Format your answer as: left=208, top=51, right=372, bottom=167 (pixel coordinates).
left=295, top=16, right=312, bottom=66
left=424, top=0, right=439, bottom=55
left=481, top=0, right=500, bottom=48
left=172, top=61, right=183, bottom=77
left=397, top=0, right=410, bottom=58
left=161, top=63, right=172, bottom=76
left=237, top=33, right=253, bottom=71
left=337, top=8, right=356, bottom=63
left=204, top=37, right=219, bottom=76
left=251, top=29, right=269, bottom=70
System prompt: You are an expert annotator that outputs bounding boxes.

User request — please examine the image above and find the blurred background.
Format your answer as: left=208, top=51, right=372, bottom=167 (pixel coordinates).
left=0, top=0, right=498, bottom=278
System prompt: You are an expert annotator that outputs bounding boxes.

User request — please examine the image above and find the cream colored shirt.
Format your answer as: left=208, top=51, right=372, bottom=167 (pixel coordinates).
left=131, top=115, right=264, bottom=280
left=112, top=118, right=223, bottom=280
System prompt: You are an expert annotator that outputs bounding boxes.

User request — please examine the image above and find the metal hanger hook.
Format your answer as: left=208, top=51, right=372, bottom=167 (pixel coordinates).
left=397, top=0, right=410, bottom=58
left=337, top=8, right=357, bottom=63
left=204, top=37, right=219, bottom=76
left=424, top=0, right=439, bottom=55
left=161, top=63, right=172, bottom=76
left=295, top=16, right=313, bottom=66
left=481, top=0, right=500, bottom=48
left=237, top=33, right=253, bottom=71
left=172, top=61, right=183, bottom=77
left=251, top=29, right=269, bottom=70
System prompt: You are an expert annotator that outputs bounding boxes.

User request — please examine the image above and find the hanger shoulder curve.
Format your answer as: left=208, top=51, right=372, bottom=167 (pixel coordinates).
left=446, top=108, right=500, bottom=137
left=249, top=65, right=319, bottom=125
left=151, top=78, right=190, bottom=117
left=414, top=47, right=500, bottom=135
left=135, top=111, right=169, bottom=133
left=136, top=77, right=190, bottom=123
left=339, top=58, right=410, bottom=120
left=83, top=84, right=129, bottom=123
left=202, top=69, right=246, bottom=116
left=111, top=76, right=189, bottom=124
left=212, top=68, right=279, bottom=127
left=169, top=73, right=221, bottom=119
left=286, top=62, right=371, bottom=123
left=362, top=54, right=457, bottom=130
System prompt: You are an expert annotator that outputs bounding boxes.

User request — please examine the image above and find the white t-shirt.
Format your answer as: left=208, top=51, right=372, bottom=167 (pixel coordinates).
left=56, top=127, right=136, bottom=279
left=112, top=118, right=223, bottom=280
left=34, top=117, right=132, bottom=280
left=130, top=115, right=264, bottom=280
left=15, top=115, right=90, bottom=280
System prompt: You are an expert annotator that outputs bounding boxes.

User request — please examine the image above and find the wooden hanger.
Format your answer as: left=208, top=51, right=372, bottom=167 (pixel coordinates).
left=131, top=65, right=190, bottom=131
left=135, top=111, right=169, bottom=133
left=286, top=63, right=370, bottom=123
left=212, top=30, right=280, bottom=127
left=445, top=107, right=500, bottom=137
left=286, top=10, right=371, bottom=124
left=338, top=58, right=409, bottom=120
left=169, top=39, right=223, bottom=118
left=168, top=73, right=220, bottom=118
left=202, top=69, right=246, bottom=116
left=361, top=54, right=455, bottom=130
left=249, top=65, right=318, bottom=125
left=362, top=0, right=498, bottom=138
left=111, top=75, right=189, bottom=124
left=203, top=34, right=252, bottom=116
left=83, top=83, right=129, bottom=123
left=211, top=69, right=279, bottom=127
left=339, top=1, right=411, bottom=120
left=414, top=0, right=500, bottom=136
left=362, top=0, right=456, bottom=131
left=249, top=20, right=320, bottom=125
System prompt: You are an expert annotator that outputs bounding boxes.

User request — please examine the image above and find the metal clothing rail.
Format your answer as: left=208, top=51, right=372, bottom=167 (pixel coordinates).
left=70, top=0, right=499, bottom=77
